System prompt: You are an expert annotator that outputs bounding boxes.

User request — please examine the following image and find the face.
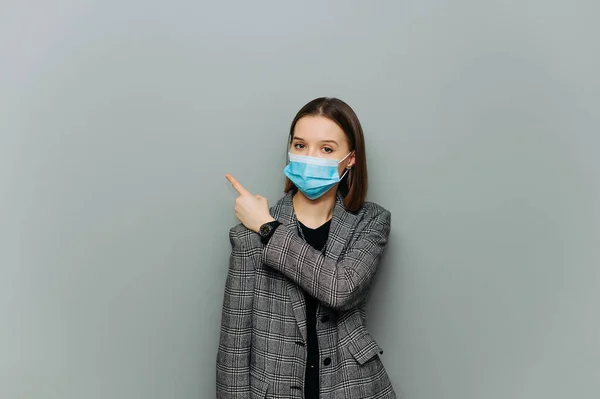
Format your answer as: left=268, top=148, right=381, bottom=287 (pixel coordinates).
left=290, top=116, right=356, bottom=176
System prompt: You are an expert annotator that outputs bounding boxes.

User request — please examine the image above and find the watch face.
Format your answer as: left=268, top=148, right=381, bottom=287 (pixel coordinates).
left=260, top=224, right=272, bottom=237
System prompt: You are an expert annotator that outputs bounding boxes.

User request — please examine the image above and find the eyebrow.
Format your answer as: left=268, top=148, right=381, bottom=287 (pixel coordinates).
left=292, top=136, right=339, bottom=145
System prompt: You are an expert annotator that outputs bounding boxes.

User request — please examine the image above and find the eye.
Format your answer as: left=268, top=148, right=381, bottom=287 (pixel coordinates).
left=293, top=143, right=305, bottom=149
left=321, top=147, right=333, bottom=154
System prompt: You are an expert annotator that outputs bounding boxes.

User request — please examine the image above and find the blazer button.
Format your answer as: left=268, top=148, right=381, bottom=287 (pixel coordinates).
left=320, top=315, right=330, bottom=323
left=323, top=357, right=331, bottom=366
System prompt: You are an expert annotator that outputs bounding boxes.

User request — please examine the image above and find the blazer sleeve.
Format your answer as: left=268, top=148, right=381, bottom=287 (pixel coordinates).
left=262, top=206, right=391, bottom=311
left=216, top=225, right=257, bottom=398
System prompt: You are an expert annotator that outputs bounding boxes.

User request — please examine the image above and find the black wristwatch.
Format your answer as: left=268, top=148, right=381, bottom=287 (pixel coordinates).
left=258, top=220, right=282, bottom=244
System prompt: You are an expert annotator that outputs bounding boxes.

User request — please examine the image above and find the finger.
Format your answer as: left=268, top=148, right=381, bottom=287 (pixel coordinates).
left=225, top=174, right=251, bottom=196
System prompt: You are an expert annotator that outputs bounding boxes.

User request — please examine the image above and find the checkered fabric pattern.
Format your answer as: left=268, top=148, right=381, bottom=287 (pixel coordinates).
left=216, top=190, right=396, bottom=399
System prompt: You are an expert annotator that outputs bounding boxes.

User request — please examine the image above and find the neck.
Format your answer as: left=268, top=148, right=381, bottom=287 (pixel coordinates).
left=292, top=187, right=337, bottom=228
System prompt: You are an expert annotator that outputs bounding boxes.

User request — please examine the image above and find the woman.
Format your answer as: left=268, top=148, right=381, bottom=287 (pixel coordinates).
left=217, top=97, right=396, bottom=398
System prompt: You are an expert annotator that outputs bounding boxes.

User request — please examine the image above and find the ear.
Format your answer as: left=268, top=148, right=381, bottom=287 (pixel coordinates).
left=346, top=151, right=356, bottom=169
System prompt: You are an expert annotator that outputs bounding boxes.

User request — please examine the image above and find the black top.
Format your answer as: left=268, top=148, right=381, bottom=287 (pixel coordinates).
left=298, top=219, right=331, bottom=399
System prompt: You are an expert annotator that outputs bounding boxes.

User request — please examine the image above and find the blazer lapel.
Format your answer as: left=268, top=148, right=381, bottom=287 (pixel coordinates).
left=324, top=191, right=358, bottom=263
left=270, top=190, right=357, bottom=343
left=271, top=192, right=308, bottom=342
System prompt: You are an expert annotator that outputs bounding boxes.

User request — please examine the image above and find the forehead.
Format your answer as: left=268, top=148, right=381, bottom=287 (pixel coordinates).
left=292, top=116, right=346, bottom=143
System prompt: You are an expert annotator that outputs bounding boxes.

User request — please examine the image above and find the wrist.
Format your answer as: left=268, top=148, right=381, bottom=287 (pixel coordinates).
left=258, top=219, right=281, bottom=244
left=255, top=217, right=275, bottom=232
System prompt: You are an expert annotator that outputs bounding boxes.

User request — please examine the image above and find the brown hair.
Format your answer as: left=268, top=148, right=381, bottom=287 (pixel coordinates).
left=284, top=97, right=368, bottom=212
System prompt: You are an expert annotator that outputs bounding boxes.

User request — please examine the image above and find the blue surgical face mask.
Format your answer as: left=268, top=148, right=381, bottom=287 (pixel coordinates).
left=283, top=151, right=352, bottom=200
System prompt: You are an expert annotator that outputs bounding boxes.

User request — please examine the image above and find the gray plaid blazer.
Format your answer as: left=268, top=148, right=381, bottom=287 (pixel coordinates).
left=216, top=190, right=396, bottom=399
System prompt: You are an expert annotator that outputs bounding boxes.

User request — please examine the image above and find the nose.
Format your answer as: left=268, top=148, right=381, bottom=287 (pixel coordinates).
left=307, top=148, right=320, bottom=157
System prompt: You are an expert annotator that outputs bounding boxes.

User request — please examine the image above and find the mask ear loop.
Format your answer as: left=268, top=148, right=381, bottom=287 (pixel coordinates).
left=340, top=152, right=354, bottom=180
left=338, top=151, right=353, bottom=164
left=339, top=168, right=350, bottom=180
left=341, top=151, right=354, bottom=189
left=340, top=151, right=355, bottom=173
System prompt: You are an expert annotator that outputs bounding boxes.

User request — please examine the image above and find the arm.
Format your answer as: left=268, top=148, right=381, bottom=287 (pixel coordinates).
left=262, top=206, right=391, bottom=311
left=216, top=226, right=257, bottom=398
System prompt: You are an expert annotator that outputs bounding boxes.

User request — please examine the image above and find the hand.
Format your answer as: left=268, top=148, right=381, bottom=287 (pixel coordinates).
left=225, top=174, right=275, bottom=233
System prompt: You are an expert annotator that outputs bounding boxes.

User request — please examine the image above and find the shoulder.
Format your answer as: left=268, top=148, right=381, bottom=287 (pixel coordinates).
left=229, top=223, right=252, bottom=237
left=339, top=200, right=392, bottom=242
left=356, top=200, right=391, bottom=224
left=228, top=223, right=261, bottom=249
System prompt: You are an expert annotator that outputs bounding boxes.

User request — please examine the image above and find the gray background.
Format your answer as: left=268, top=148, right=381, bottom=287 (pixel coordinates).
left=1, top=0, right=599, bottom=398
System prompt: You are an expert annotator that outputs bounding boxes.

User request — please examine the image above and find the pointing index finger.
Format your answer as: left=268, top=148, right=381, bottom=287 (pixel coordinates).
left=225, top=174, right=251, bottom=196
